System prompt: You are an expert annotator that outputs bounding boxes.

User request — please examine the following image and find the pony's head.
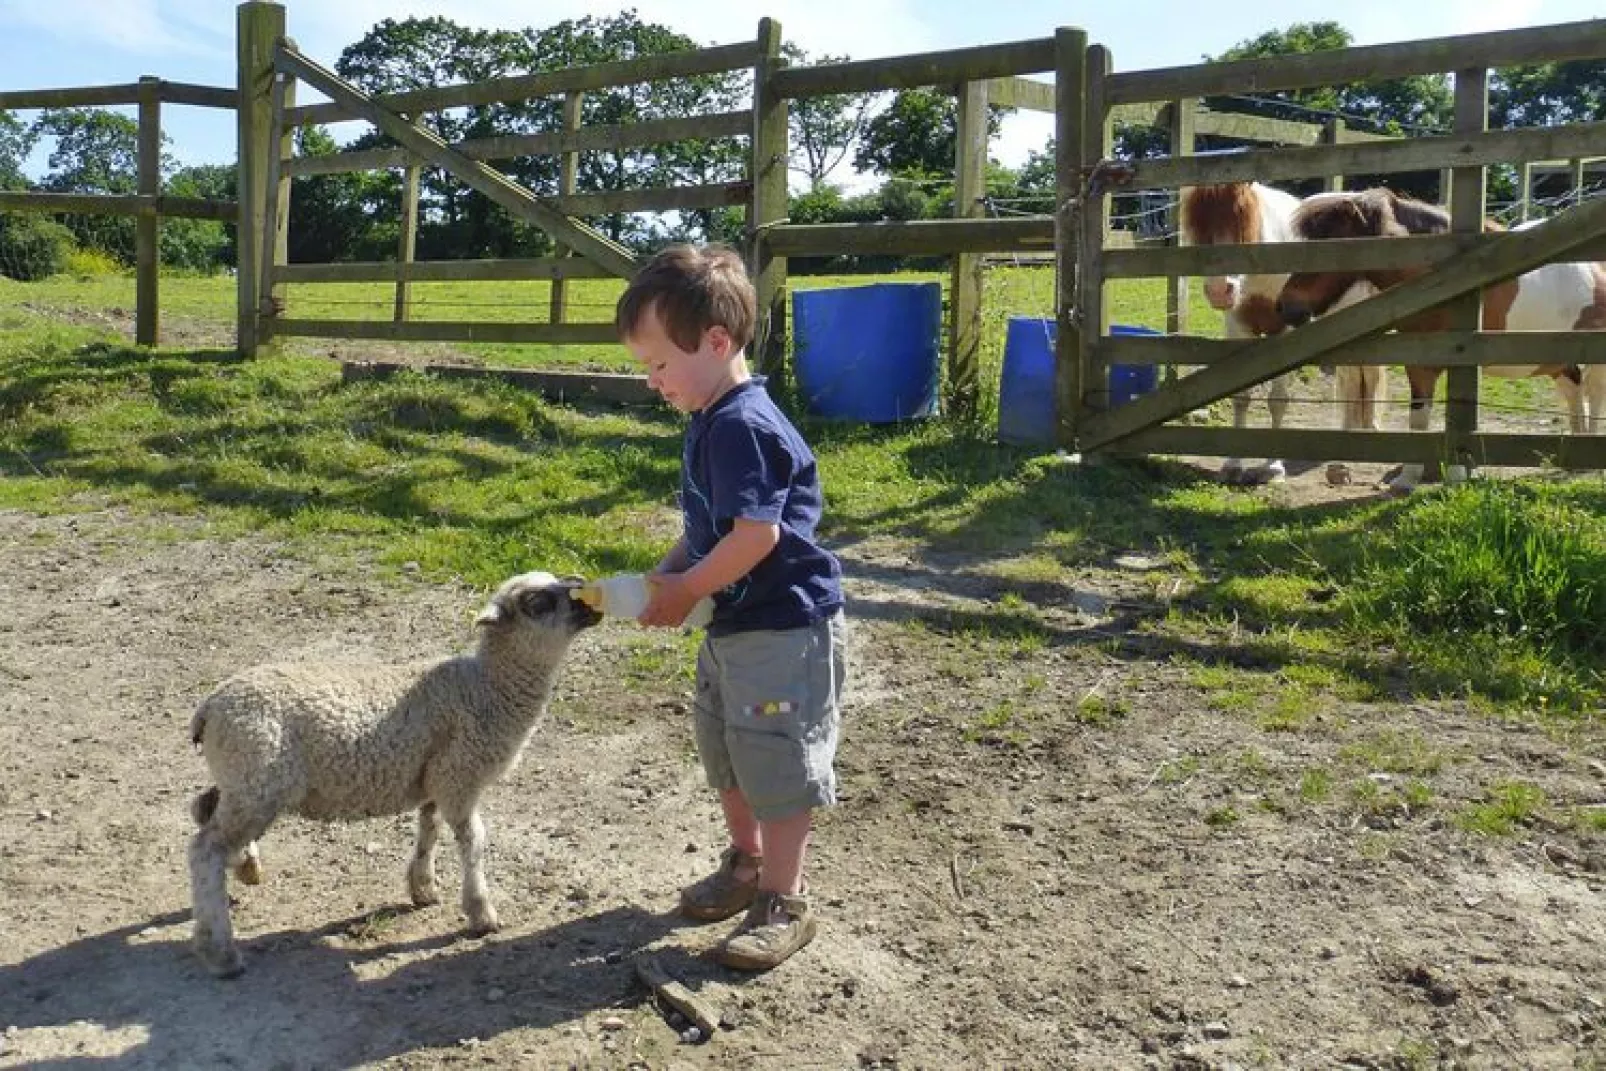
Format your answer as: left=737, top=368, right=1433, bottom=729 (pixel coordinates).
left=1179, top=183, right=1261, bottom=310
left=1277, top=188, right=1449, bottom=326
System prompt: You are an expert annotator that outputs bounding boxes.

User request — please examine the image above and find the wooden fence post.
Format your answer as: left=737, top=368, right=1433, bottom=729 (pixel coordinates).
left=255, top=61, right=294, bottom=338
left=394, top=160, right=420, bottom=322
left=948, top=78, right=988, bottom=419
left=1445, top=66, right=1488, bottom=479
left=549, top=91, right=583, bottom=326
left=1322, top=117, right=1345, bottom=193
left=1079, top=45, right=1113, bottom=426
left=136, top=76, right=161, bottom=347
left=1165, top=97, right=1193, bottom=349
left=1054, top=26, right=1088, bottom=448
left=750, top=18, right=789, bottom=387
left=236, top=1, right=284, bottom=357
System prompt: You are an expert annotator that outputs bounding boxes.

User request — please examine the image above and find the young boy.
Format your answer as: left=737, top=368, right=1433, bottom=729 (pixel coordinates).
left=615, top=243, right=847, bottom=970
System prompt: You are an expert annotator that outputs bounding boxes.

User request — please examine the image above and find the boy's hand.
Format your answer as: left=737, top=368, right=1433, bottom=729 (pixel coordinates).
left=638, top=571, right=700, bottom=627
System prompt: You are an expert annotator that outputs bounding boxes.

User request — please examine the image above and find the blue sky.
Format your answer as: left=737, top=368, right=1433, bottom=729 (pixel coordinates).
left=1, top=0, right=1600, bottom=187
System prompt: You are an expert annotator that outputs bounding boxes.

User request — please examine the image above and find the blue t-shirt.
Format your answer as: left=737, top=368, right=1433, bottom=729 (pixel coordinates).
left=682, top=378, right=843, bottom=636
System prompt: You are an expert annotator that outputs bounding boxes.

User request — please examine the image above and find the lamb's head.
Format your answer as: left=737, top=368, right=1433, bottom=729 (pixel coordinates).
left=475, top=571, right=602, bottom=648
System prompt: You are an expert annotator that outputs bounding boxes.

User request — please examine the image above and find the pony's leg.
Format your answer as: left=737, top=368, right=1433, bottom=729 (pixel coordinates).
left=1220, top=314, right=1254, bottom=483
left=1389, top=369, right=1436, bottom=493
left=1363, top=366, right=1386, bottom=431
left=408, top=800, right=444, bottom=907
left=1584, top=366, right=1606, bottom=434
left=1326, top=366, right=1365, bottom=486
left=1258, top=375, right=1290, bottom=482
left=1555, top=373, right=1585, bottom=434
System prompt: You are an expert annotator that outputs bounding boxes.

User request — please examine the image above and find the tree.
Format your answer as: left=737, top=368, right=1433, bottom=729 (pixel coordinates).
left=854, top=88, right=1009, bottom=179
left=523, top=12, right=748, bottom=249
left=1204, top=23, right=1451, bottom=136
left=286, top=126, right=398, bottom=264
left=0, top=111, right=34, bottom=191
left=332, top=11, right=748, bottom=256
left=30, top=108, right=162, bottom=261
left=337, top=17, right=540, bottom=260
left=1491, top=60, right=1606, bottom=128
left=163, top=163, right=236, bottom=272
left=782, top=45, right=875, bottom=189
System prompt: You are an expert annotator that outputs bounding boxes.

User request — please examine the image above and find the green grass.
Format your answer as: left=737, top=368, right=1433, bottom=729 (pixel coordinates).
left=1457, top=781, right=1549, bottom=836
left=1, top=267, right=1604, bottom=716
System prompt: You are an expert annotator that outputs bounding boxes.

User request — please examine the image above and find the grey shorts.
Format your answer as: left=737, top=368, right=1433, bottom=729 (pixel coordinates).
left=692, top=611, right=847, bottom=822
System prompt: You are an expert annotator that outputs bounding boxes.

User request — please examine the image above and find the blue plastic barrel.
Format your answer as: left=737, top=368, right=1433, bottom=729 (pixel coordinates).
left=997, top=320, right=1161, bottom=446
left=792, top=282, right=941, bottom=423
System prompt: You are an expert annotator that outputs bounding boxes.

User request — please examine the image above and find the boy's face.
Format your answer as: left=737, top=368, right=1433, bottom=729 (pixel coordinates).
left=624, top=303, right=742, bottom=414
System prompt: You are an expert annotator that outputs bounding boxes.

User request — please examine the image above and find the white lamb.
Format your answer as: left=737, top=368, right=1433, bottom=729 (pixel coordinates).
left=187, top=570, right=601, bottom=978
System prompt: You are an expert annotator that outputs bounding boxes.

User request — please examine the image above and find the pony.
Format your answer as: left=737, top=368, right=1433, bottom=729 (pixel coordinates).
left=1276, top=187, right=1606, bottom=492
left=1179, top=182, right=1381, bottom=484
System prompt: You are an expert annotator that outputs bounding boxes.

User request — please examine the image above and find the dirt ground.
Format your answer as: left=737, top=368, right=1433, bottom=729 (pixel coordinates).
left=1, top=482, right=1603, bottom=1071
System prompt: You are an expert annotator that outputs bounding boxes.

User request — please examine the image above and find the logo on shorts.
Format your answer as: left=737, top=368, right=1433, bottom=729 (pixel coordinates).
left=745, top=700, right=798, bottom=717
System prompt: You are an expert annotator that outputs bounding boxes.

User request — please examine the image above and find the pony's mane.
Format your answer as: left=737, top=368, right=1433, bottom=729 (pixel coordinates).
left=1386, top=193, right=1451, bottom=234
left=1292, top=187, right=1454, bottom=240
left=1180, top=183, right=1261, bottom=245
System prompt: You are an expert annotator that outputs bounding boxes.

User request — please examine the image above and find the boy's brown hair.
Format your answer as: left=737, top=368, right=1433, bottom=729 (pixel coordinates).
left=615, top=243, right=756, bottom=353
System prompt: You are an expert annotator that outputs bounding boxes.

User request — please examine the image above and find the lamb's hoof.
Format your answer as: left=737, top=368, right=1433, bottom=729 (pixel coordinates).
left=234, top=857, right=263, bottom=886
left=196, top=941, right=245, bottom=979
left=410, top=884, right=441, bottom=908
left=465, top=910, right=501, bottom=937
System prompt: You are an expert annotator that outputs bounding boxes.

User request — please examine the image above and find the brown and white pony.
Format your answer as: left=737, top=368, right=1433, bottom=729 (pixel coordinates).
left=1277, top=187, right=1606, bottom=492
left=1180, top=182, right=1380, bottom=484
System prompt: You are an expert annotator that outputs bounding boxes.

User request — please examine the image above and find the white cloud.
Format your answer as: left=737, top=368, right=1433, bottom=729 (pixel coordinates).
left=0, top=0, right=225, bottom=58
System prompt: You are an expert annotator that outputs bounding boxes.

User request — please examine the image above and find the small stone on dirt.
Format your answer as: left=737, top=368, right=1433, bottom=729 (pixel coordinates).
left=1203, top=1021, right=1230, bottom=1039
left=600, top=1015, right=626, bottom=1032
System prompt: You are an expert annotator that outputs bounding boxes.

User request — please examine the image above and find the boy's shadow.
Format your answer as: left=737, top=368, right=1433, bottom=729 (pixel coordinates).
left=0, top=902, right=700, bottom=1070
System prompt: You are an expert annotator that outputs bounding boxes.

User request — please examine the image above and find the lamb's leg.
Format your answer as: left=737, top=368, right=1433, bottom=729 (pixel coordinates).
left=189, top=791, right=274, bottom=978
left=408, top=801, right=443, bottom=907
left=444, top=804, right=499, bottom=934
left=229, top=843, right=262, bottom=885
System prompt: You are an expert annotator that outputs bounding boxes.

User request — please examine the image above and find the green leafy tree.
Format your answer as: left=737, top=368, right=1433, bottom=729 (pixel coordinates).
left=854, top=88, right=1009, bottom=179
left=782, top=45, right=875, bottom=189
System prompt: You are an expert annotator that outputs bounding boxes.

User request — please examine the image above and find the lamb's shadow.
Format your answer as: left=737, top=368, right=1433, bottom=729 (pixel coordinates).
left=0, top=901, right=691, bottom=1070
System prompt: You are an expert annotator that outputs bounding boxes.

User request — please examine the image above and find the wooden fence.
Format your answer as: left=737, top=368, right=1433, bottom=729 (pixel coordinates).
left=0, top=79, right=238, bottom=346
left=1070, top=18, right=1606, bottom=473
left=7, top=3, right=1606, bottom=475
left=234, top=0, right=769, bottom=397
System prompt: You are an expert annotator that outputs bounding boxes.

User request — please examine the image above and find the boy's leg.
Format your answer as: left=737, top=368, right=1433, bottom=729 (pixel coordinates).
left=717, top=806, right=818, bottom=971
left=681, top=639, right=762, bottom=922
left=754, top=808, right=811, bottom=895
left=713, top=613, right=846, bottom=969
left=718, top=786, right=762, bottom=872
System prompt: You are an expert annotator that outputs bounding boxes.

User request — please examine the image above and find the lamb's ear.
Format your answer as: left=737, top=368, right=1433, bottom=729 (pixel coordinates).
left=475, top=599, right=508, bottom=627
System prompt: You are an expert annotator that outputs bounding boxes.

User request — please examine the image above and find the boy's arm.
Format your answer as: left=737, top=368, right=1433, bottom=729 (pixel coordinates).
left=652, top=536, right=692, bottom=576
left=639, top=518, right=778, bottom=626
